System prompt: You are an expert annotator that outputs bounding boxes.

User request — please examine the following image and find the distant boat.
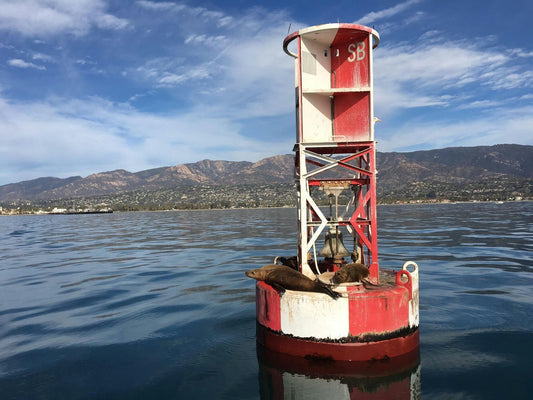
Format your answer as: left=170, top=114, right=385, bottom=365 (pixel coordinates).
left=50, top=207, right=113, bottom=215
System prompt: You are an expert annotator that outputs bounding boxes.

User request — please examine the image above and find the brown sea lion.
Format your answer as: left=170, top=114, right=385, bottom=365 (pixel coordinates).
left=274, top=256, right=298, bottom=270
left=246, top=265, right=341, bottom=299
left=333, top=263, right=370, bottom=284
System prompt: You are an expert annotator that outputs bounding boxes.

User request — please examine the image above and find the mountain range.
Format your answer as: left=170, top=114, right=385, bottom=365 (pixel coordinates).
left=1, top=144, right=531, bottom=205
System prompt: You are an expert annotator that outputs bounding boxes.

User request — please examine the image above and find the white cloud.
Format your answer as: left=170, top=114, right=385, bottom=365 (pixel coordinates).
left=377, top=104, right=533, bottom=152
left=156, top=67, right=211, bottom=87
left=217, top=22, right=300, bottom=118
left=136, top=0, right=232, bottom=27
left=217, top=16, right=233, bottom=27
left=0, top=95, right=292, bottom=185
left=205, top=8, right=297, bottom=118
left=457, top=100, right=504, bottom=110
left=377, top=42, right=507, bottom=87
left=508, top=48, right=533, bottom=58
left=369, top=31, right=533, bottom=150
left=130, top=7, right=296, bottom=117
left=483, top=70, right=533, bottom=90
left=136, top=1, right=182, bottom=11
left=8, top=58, right=46, bottom=70
left=403, top=11, right=425, bottom=25
left=96, top=13, right=129, bottom=31
left=184, top=34, right=227, bottom=45
left=31, top=52, right=55, bottom=62
left=357, top=0, right=423, bottom=25
left=132, top=56, right=211, bottom=87
left=419, top=30, right=440, bottom=41
left=373, top=38, right=524, bottom=116
left=0, top=0, right=129, bottom=37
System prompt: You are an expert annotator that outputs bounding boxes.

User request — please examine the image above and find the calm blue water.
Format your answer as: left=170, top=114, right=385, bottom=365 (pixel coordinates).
left=1, top=202, right=531, bottom=399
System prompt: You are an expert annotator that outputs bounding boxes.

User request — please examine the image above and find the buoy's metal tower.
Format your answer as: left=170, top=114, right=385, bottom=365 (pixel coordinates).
left=283, top=23, right=380, bottom=280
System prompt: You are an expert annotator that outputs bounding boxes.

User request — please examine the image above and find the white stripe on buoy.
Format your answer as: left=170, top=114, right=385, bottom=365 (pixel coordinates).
left=280, top=290, right=349, bottom=339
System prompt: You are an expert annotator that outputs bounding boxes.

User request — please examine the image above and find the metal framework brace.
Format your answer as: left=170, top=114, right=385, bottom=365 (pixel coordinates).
left=295, top=142, right=379, bottom=281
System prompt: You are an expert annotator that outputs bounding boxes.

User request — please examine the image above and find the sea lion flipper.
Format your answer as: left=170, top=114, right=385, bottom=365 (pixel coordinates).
left=319, top=282, right=342, bottom=300
left=362, top=278, right=378, bottom=287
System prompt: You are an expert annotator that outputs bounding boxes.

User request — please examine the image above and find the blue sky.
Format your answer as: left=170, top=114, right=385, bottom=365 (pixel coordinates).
left=0, top=0, right=531, bottom=185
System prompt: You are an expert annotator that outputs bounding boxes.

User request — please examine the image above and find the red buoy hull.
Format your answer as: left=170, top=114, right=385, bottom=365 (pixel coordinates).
left=257, top=322, right=419, bottom=363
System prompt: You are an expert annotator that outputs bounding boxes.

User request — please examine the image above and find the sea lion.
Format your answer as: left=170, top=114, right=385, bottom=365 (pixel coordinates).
left=274, top=256, right=298, bottom=270
left=246, top=265, right=341, bottom=299
left=333, top=263, right=370, bottom=284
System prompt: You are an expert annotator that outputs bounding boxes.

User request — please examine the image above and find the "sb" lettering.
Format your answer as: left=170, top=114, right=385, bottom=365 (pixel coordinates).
left=347, top=41, right=365, bottom=62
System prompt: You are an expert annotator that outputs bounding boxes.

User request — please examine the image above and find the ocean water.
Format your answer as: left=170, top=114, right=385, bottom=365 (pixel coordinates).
left=0, top=202, right=531, bottom=399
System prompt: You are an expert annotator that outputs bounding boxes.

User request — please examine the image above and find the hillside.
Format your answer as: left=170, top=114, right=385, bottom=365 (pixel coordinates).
left=376, top=144, right=532, bottom=197
left=0, top=156, right=293, bottom=202
left=1, top=144, right=531, bottom=210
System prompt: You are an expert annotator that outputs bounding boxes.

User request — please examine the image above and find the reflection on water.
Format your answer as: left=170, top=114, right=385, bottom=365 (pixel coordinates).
left=258, top=344, right=421, bottom=400
left=0, top=202, right=531, bottom=399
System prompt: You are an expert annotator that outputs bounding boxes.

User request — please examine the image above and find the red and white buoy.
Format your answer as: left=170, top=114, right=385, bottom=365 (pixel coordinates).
left=254, top=23, right=420, bottom=362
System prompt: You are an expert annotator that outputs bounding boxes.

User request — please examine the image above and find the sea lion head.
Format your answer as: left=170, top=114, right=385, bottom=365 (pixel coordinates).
left=245, top=268, right=267, bottom=281
left=333, top=263, right=369, bottom=284
left=333, top=268, right=350, bottom=284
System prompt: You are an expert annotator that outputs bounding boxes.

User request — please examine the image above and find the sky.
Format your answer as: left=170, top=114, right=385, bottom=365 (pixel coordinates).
left=0, top=0, right=531, bottom=185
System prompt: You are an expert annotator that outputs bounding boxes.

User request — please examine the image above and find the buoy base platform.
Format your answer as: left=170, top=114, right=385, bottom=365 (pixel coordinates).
left=254, top=267, right=420, bottom=362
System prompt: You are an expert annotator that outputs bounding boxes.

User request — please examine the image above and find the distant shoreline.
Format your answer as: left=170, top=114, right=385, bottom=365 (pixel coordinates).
left=2, top=199, right=530, bottom=216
